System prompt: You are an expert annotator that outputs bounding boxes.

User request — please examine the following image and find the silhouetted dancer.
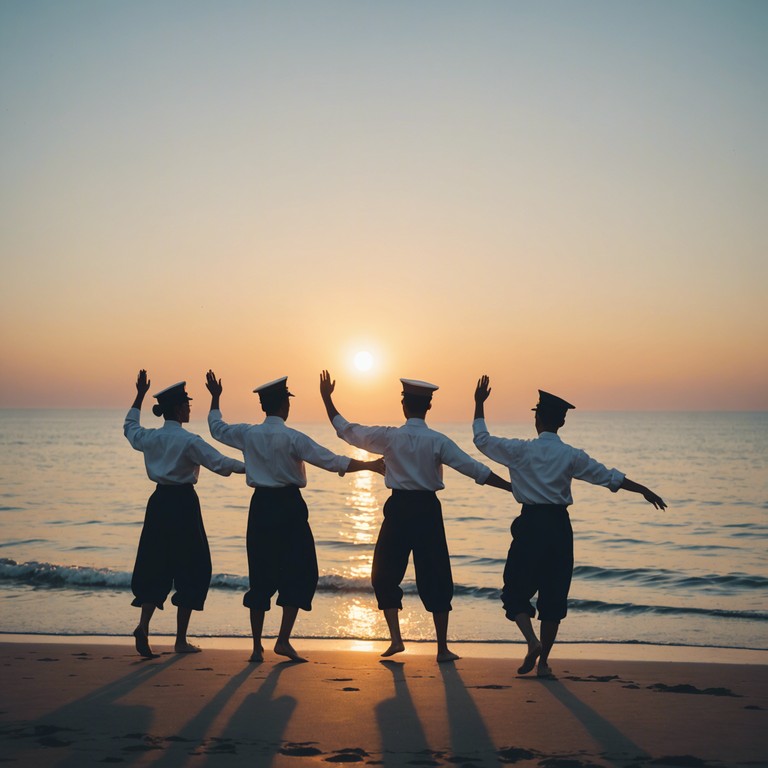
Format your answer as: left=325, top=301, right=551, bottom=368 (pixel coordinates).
left=472, top=376, right=667, bottom=678
left=124, top=370, right=245, bottom=658
left=206, top=370, right=384, bottom=663
left=320, top=370, right=512, bottom=663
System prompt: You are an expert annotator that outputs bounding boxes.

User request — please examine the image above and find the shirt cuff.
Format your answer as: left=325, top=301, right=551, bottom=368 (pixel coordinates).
left=208, top=409, right=222, bottom=419
left=337, top=456, right=352, bottom=477
left=332, top=414, right=349, bottom=431
left=608, top=469, right=625, bottom=493
left=475, top=464, right=492, bottom=485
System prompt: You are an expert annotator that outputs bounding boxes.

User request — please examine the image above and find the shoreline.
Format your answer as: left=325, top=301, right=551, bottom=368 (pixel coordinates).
left=2, top=632, right=766, bottom=665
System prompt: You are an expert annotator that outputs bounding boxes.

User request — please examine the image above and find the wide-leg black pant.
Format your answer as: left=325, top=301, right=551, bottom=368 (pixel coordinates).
left=501, top=504, right=573, bottom=622
left=131, top=484, right=212, bottom=611
left=244, top=485, right=318, bottom=612
left=372, top=490, right=453, bottom=614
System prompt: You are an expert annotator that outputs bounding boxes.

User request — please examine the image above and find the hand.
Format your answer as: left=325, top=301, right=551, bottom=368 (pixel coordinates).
left=136, top=369, right=151, bottom=396
left=205, top=370, right=223, bottom=397
left=368, top=457, right=386, bottom=475
left=644, top=490, right=667, bottom=510
left=475, top=375, right=491, bottom=404
left=320, top=370, right=335, bottom=400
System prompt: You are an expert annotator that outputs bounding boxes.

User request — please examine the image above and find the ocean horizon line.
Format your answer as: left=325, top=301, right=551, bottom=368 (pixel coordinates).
left=1, top=406, right=767, bottom=417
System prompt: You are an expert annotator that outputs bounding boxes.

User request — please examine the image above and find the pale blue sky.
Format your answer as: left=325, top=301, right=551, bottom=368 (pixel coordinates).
left=1, top=1, right=766, bottom=418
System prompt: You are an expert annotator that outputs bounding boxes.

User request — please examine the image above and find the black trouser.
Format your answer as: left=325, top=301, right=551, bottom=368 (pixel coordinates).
left=244, top=485, right=318, bottom=612
left=131, top=484, right=212, bottom=611
left=501, top=504, right=573, bottom=622
left=372, top=490, right=453, bottom=614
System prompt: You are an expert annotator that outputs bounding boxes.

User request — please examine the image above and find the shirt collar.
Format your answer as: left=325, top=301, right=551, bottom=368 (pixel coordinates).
left=162, top=420, right=183, bottom=430
left=538, top=431, right=561, bottom=441
left=264, top=415, right=286, bottom=426
left=404, top=418, right=428, bottom=427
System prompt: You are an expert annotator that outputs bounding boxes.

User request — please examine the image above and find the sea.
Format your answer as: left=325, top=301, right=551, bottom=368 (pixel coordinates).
left=1, top=409, right=766, bottom=652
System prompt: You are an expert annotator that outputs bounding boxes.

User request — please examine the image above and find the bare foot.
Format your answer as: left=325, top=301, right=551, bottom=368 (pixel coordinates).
left=133, top=626, right=156, bottom=659
left=249, top=646, right=264, bottom=663
left=174, top=642, right=202, bottom=654
left=380, top=641, right=405, bottom=658
left=537, top=661, right=554, bottom=678
left=274, top=639, right=307, bottom=663
left=437, top=649, right=460, bottom=663
left=517, top=641, right=542, bottom=675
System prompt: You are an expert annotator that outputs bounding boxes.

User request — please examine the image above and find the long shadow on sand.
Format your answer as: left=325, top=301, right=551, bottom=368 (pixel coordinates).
left=537, top=677, right=650, bottom=767
left=439, top=662, right=499, bottom=767
left=145, top=659, right=261, bottom=768
left=376, top=659, right=431, bottom=767
left=197, top=660, right=299, bottom=768
left=1, top=650, right=183, bottom=768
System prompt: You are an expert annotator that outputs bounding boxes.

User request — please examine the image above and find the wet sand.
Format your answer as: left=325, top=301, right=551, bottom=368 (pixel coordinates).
left=1, top=639, right=766, bottom=767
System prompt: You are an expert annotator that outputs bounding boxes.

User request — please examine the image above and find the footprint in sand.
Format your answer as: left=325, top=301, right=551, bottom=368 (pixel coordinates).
left=498, top=746, right=537, bottom=763
left=323, top=747, right=369, bottom=763
left=648, top=683, right=740, bottom=697
left=280, top=742, right=323, bottom=757
left=648, top=756, right=712, bottom=767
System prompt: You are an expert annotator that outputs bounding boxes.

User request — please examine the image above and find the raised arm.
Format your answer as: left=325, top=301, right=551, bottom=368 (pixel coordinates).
left=124, top=370, right=152, bottom=448
left=474, top=374, right=491, bottom=420
left=205, top=370, right=247, bottom=450
left=206, top=369, right=222, bottom=411
left=132, top=369, right=151, bottom=410
left=620, top=478, right=667, bottom=510
left=319, top=370, right=341, bottom=423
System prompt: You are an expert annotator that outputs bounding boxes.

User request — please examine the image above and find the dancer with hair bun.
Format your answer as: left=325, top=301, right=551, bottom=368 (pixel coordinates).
left=124, top=370, right=245, bottom=658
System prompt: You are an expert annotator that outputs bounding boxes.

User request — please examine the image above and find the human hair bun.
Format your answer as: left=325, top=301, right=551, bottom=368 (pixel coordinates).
left=152, top=403, right=164, bottom=417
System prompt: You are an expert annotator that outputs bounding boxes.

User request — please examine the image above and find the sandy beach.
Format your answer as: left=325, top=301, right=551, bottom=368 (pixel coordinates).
left=1, top=638, right=766, bottom=767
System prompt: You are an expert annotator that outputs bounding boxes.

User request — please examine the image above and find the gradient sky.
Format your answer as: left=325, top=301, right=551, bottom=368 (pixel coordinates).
left=1, top=1, right=766, bottom=422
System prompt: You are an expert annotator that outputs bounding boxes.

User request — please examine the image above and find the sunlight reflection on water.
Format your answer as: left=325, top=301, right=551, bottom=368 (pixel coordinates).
left=337, top=456, right=378, bottom=633
left=1, top=411, right=766, bottom=648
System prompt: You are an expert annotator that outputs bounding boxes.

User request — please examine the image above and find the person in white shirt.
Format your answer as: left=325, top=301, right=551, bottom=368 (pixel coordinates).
left=473, top=375, right=667, bottom=678
left=206, top=370, right=384, bottom=663
left=320, top=370, right=512, bottom=663
left=124, top=370, right=245, bottom=658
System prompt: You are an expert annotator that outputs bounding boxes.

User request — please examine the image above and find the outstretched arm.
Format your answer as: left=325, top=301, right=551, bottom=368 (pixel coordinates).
left=320, top=370, right=341, bottom=423
left=348, top=457, right=386, bottom=475
left=484, top=470, right=512, bottom=493
left=206, top=369, right=222, bottom=411
left=131, top=369, right=151, bottom=410
left=474, top=375, right=491, bottom=420
left=620, top=478, right=667, bottom=510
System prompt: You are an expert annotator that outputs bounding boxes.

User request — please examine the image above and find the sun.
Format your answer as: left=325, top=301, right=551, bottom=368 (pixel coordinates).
left=353, top=350, right=374, bottom=372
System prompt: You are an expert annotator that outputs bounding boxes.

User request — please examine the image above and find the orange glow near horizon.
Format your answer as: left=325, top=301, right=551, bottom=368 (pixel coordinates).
left=1, top=4, right=766, bottom=416
left=1, top=321, right=766, bottom=418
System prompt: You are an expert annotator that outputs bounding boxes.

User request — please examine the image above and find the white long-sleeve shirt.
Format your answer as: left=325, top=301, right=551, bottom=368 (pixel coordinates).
left=332, top=415, right=491, bottom=491
left=124, top=408, right=245, bottom=485
left=472, top=418, right=624, bottom=505
left=208, top=410, right=351, bottom=488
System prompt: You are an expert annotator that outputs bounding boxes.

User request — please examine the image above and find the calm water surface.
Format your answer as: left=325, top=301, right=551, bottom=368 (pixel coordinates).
left=1, top=409, right=766, bottom=649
